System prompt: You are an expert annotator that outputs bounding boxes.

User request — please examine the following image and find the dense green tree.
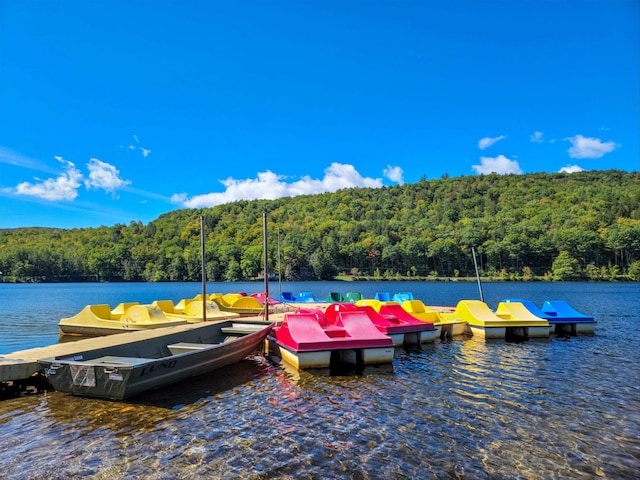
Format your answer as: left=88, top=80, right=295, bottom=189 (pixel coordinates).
left=1, top=170, right=638, bottom=282
left=552, top=251, right=581, bottom=281
left=628, top=261, right=640, bottom=281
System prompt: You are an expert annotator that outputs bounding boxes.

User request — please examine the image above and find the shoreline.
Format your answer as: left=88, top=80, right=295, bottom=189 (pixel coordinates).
left=0, top=276, right=637, bottom=284
left=334, top=275, right=637, bottom=283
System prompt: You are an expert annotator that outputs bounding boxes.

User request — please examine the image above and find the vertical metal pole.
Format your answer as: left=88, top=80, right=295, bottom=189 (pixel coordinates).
left=263, top=211, right=269, bottom=322
left=277, top=227, right=282, bottom=301
left=472, top=246, right=484, bottom=302
left=201, top=215, right=207, bottom=322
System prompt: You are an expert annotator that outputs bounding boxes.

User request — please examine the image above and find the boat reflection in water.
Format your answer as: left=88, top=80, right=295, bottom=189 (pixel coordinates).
left=0, top=281, right=638, bottom=479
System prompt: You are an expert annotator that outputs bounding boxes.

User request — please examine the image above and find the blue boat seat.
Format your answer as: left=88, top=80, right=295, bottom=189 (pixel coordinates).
left=392, top=292, right=414, bottom=303
left=296, top=291, right=318, bottom=302
left=280, top=291, right=296, bottom=302
left=542, top=301, right=594, bottom=321
left=374, top=292, right=391, bottom=301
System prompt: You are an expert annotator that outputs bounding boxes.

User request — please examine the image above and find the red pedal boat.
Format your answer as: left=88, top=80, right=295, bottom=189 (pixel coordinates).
left=325, top=303, right=438, bottom=347
left=270, top=308, right=394, bottom=370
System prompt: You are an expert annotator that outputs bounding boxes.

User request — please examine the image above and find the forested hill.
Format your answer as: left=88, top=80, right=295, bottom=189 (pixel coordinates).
left=1, top=169, right=639, bottom=282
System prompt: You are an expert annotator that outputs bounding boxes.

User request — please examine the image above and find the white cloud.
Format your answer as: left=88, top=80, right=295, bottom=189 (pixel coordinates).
left=125, top=136, right=151, bottom=157
left=14, top=157, right=83, bottom=201
left=127, top=145, right=152, bottom=157
left=383, top=164, right=404, bottom=184
left=530, top=131, right=544, bottom=143
left=566, top=134, right=619, bottom=159
left=0, top=147, right=58, bottom=174
left=559, top=165, right=585, bottom=173
left=472, top=155, right=523, bottom=175
left=478, top=135, right=506, bottom=150
left=8, top=153, right=130, bottom=202
left=170, top=192, right=188, bottom=204
left=85, top=158, right=131, bottom=192
left=175, top=162, right=384, bottom=208
left=128, top=135, right=151, bottom=157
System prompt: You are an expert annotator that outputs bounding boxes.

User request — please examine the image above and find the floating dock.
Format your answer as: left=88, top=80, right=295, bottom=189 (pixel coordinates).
left=1, top=310, right=292, bottom=388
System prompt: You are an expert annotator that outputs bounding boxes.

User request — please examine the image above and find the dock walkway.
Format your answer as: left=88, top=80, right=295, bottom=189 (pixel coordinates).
left=1, top=309, right=293, bottom=384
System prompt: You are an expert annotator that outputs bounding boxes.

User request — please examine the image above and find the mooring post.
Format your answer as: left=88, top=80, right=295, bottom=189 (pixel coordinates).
left=472, top=246, right=484, bottom=303
left=201, top=215, right=207, bottom=322
left=263, top=211, right=269, bottom=322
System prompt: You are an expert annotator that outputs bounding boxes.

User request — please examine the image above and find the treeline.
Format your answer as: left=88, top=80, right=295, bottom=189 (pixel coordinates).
left=1, top=170, right=639, bottom=283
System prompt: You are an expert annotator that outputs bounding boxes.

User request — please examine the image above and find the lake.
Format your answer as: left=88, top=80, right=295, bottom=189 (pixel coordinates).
left=0, top=281, right=639, bottom=479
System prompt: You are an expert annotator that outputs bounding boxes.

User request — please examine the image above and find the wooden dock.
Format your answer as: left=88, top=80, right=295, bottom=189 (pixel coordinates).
left=0, top=309, right=295, bottom=385
left=1, top=323, right=207, bottom=383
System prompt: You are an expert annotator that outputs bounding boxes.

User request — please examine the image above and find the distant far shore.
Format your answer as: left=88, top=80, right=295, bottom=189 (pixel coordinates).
left=0, top=275, right=636, bottom=283
left=334, top=275, right=637, bottom=283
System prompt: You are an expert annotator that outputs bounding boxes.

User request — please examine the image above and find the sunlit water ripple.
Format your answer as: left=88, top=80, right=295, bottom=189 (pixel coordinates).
left=0, top=282, right=638, bottom=479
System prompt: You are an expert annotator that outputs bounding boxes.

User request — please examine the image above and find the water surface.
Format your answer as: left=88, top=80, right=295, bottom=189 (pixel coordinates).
left=0, top=282, right=638, bottom=478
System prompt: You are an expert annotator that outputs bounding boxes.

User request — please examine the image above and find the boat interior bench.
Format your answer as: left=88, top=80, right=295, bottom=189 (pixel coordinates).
left=220, top=324, right=267, bottom=335
left=88, top=356, right=157, bottom=366
left=167, top=342, right=217, bottom=355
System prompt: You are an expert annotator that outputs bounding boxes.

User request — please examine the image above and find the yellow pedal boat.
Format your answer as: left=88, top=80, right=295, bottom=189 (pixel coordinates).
left=210, top=293, right=265, bottom=315
left=400, top=299, right=467, bottom=338
left=441, top=300, right=550, bottom=340
left=152, top=298, right=239, bottom=322
left=59, top=303, right=188, bottom=336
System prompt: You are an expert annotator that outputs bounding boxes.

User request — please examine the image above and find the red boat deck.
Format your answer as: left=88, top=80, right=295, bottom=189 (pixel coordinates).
left=275, top=311, right=393, bottom=351
left=325, top=303, right=435, bottom=335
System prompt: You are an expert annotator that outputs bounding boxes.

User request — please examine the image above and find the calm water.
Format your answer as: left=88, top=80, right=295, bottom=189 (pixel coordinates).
left=0, top=281, right=639, bottom=479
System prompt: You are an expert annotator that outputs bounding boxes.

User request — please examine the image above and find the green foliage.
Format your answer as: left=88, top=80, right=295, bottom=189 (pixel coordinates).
left=584, top=264, right=602, bottom=280
left=1, top=170, right=639, bottom=282
left=552, top=251, right=581, bottom=281
left=521, top=266, right=534, bottom=281
left=628, top=261, right=640, bottom=281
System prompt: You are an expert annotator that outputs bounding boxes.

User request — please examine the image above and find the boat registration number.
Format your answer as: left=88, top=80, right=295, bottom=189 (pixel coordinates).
left=69, top=364, right=96, bottom=387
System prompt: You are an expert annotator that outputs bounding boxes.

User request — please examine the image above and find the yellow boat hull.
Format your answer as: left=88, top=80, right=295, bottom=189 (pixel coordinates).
left=446, top=300, right=550, bottom=339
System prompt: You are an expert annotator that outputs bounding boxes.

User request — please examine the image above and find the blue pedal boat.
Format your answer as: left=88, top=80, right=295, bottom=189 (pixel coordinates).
left=503, top=299, right=596, bottom=335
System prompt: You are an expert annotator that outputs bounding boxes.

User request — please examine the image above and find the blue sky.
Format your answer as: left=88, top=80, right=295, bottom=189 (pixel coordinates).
left=1, top=1, right=638, bottom=229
